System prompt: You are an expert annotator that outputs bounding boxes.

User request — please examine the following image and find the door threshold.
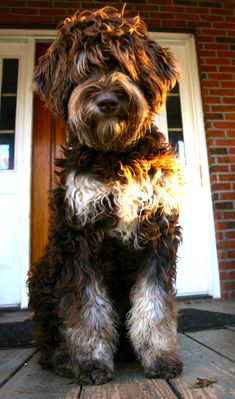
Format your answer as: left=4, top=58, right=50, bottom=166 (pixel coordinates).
left=0, top=305, right=21, bottom=313
left=176, top=294, right=213, bottom=302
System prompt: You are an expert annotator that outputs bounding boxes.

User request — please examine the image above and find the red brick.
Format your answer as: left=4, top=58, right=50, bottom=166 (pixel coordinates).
left=196, top=35, right=215, bottom=42
left=225, top=113, right=235, bottom=120
left=227, top=250, right=235, bottom=259
left=229, top=149, right=235, bottom=156
left=201, top=14, right=224, bottom=21
left=159, top=5, right=182, bottom=12
left=229, top=271, right=235, bottom=279
left=219, top=174, right=235, bottom=182
left=0, top=14, right=26, bottom=22
left=216, top=221, right=235, bottom=231
left=222, top=82, right=235, bottom=88
left=184, top=6, right=210, bottom=14
left=214, top=22, right=235, bottom=29
left=219, top=66, right=235, bottom=73
left=26, top=15, right=54, bottom=23
left=220, top=271, right=230, bottom=280
left=3, top=0, right=27, bottom=5
left=12, top=7, right=39, bottom=14
left=215, top=139, right=235, bottom=146
left=26, top=1, right=54, bottom=6
left=203, top=44, right=230, bottom=51
left=214, top=121, right=235, bottom=129
left=211, top=8, right=233, bottom=16
left=206, top=58, right=231, bottom=65
left=53, top=1, right=77, bottom=7
left=211, top=105, right=235, bottom=112
left=225, top=232, right=235, bottom=240
left=147, top=12, right=174, bottom=19
left=210, top=165, right=230, bottom=173
left=204, top=96, right=222, bottom=104
left=223, top=97, right=235, bottom=104
left=219, top=261, right=235, bottom=270
left=39, top=8, right=66, bottom=15
left=175, top=12, right=199, bottom=21
left=217, top=50, right=235, bottom=58
left=220, top=192, right=235, bottom=200
left=222, top=291, right=235, bottom=299
left=220, top=281, right=235, bottom=291
left=201, top=28, right=225, bottom=36
left=206, top=130, right=225, bottom=138
left=199, top=51, right=217, bottom=57
left=201, top=65, right=218, bottom=72
left=209, top=88, right=235, bottom=96
left=208, top=73, right=234, bottom=81
left=224, top=212, right=235, bottom=220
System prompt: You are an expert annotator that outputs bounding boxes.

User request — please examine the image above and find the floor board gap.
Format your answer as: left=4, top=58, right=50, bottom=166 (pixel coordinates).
left=0, top=349, right=37, bottom=389
left=167, top=379, right=184, bottom=399
left=77, top=386, right=83, bottom=399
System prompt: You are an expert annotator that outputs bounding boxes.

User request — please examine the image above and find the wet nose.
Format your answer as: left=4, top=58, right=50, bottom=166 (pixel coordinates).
left=95, top=92, right=119, bottom=114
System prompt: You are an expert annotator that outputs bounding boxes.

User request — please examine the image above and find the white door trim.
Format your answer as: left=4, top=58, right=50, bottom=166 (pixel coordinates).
left=0, top=30, right=220, bottom=307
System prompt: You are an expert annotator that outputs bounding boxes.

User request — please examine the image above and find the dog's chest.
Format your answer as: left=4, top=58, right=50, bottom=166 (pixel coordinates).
left=65, top=171, right=157, bottom=247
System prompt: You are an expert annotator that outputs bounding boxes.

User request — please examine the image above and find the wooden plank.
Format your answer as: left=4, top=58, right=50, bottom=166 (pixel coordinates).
left=0, top=352, right=79, bottom=399
left=80, top=362, right=177, bottom=399
left=0, top=348, right=35, bottom=387
left=186, top=329, right=235, bottom=363
left=65, top=387, right=81, bottom=399
left=227, top=326, right=235, bottom=332
left=170, top=334, right=235, bottom=399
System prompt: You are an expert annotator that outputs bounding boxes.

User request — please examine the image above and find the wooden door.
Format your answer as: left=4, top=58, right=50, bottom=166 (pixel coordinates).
left=31, top=43, right=66, bottom=265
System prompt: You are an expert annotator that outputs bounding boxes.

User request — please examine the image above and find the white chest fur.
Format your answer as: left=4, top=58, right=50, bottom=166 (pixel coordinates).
left=65, top=170, right=180, bottom=248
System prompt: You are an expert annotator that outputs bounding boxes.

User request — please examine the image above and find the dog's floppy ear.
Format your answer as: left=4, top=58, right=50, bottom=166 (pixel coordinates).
left=33, top=33, right=73, bottom=116
left=142, top=39, right=181, bottom=112
left=154, top=45, right=181, bottom=91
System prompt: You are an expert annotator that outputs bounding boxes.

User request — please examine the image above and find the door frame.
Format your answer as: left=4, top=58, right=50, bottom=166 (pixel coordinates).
left=0, top=29, right=220, bottom=307
left=0, top=35, right=35, bottom=308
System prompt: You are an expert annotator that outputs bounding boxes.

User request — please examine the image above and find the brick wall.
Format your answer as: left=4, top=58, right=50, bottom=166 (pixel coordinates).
left=0, top=0, right=235, bottom=298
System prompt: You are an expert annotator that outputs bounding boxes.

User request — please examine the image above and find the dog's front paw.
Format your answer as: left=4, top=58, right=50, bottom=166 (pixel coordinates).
left=144, top=357, right=183, bottom=379
left=75, top=360, right=113, bottom=385
left=53, top=350, right=74, bottom=378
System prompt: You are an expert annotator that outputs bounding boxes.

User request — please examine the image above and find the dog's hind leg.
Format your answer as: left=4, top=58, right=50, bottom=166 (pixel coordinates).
left=28, top=255, right=61, bottom=368
left=127, top=251, right=183, bottom=379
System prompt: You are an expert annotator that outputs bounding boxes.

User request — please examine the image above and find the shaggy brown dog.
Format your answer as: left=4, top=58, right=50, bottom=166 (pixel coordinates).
left=28, top=6, right=184, bottom=385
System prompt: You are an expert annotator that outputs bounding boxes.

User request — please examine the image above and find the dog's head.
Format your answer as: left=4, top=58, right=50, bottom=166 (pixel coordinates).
left=34, top=7, right=181, bottom=151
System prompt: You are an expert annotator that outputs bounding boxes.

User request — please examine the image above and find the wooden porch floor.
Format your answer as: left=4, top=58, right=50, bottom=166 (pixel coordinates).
left=0, top=300, right=235, bottom=399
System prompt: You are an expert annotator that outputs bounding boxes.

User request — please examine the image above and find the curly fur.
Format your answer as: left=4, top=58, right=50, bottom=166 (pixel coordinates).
left=28, top=6, right=183, bottom=385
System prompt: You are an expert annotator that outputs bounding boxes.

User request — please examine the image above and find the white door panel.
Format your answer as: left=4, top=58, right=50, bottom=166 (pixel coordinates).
left=154, top=34, right=220, bottom=297
left=0, top=41, right=34, bottom=307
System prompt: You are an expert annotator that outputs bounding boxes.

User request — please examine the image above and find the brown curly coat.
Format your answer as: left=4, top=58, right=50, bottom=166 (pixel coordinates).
left=28, top=6, right=184, bottom=385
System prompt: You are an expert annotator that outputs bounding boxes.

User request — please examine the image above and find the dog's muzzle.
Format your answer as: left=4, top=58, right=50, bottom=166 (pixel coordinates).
left=67, top=70, right=150, bottom=150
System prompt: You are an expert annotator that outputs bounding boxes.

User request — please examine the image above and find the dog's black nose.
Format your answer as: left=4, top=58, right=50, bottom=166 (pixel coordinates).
left=96, top=92, right=119, bottom=114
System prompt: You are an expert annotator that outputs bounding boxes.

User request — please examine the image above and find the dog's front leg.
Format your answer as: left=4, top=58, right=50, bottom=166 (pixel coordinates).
left=127, top=253, right=183, bottom=379
left=54, top=270, right=118, bottom=385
